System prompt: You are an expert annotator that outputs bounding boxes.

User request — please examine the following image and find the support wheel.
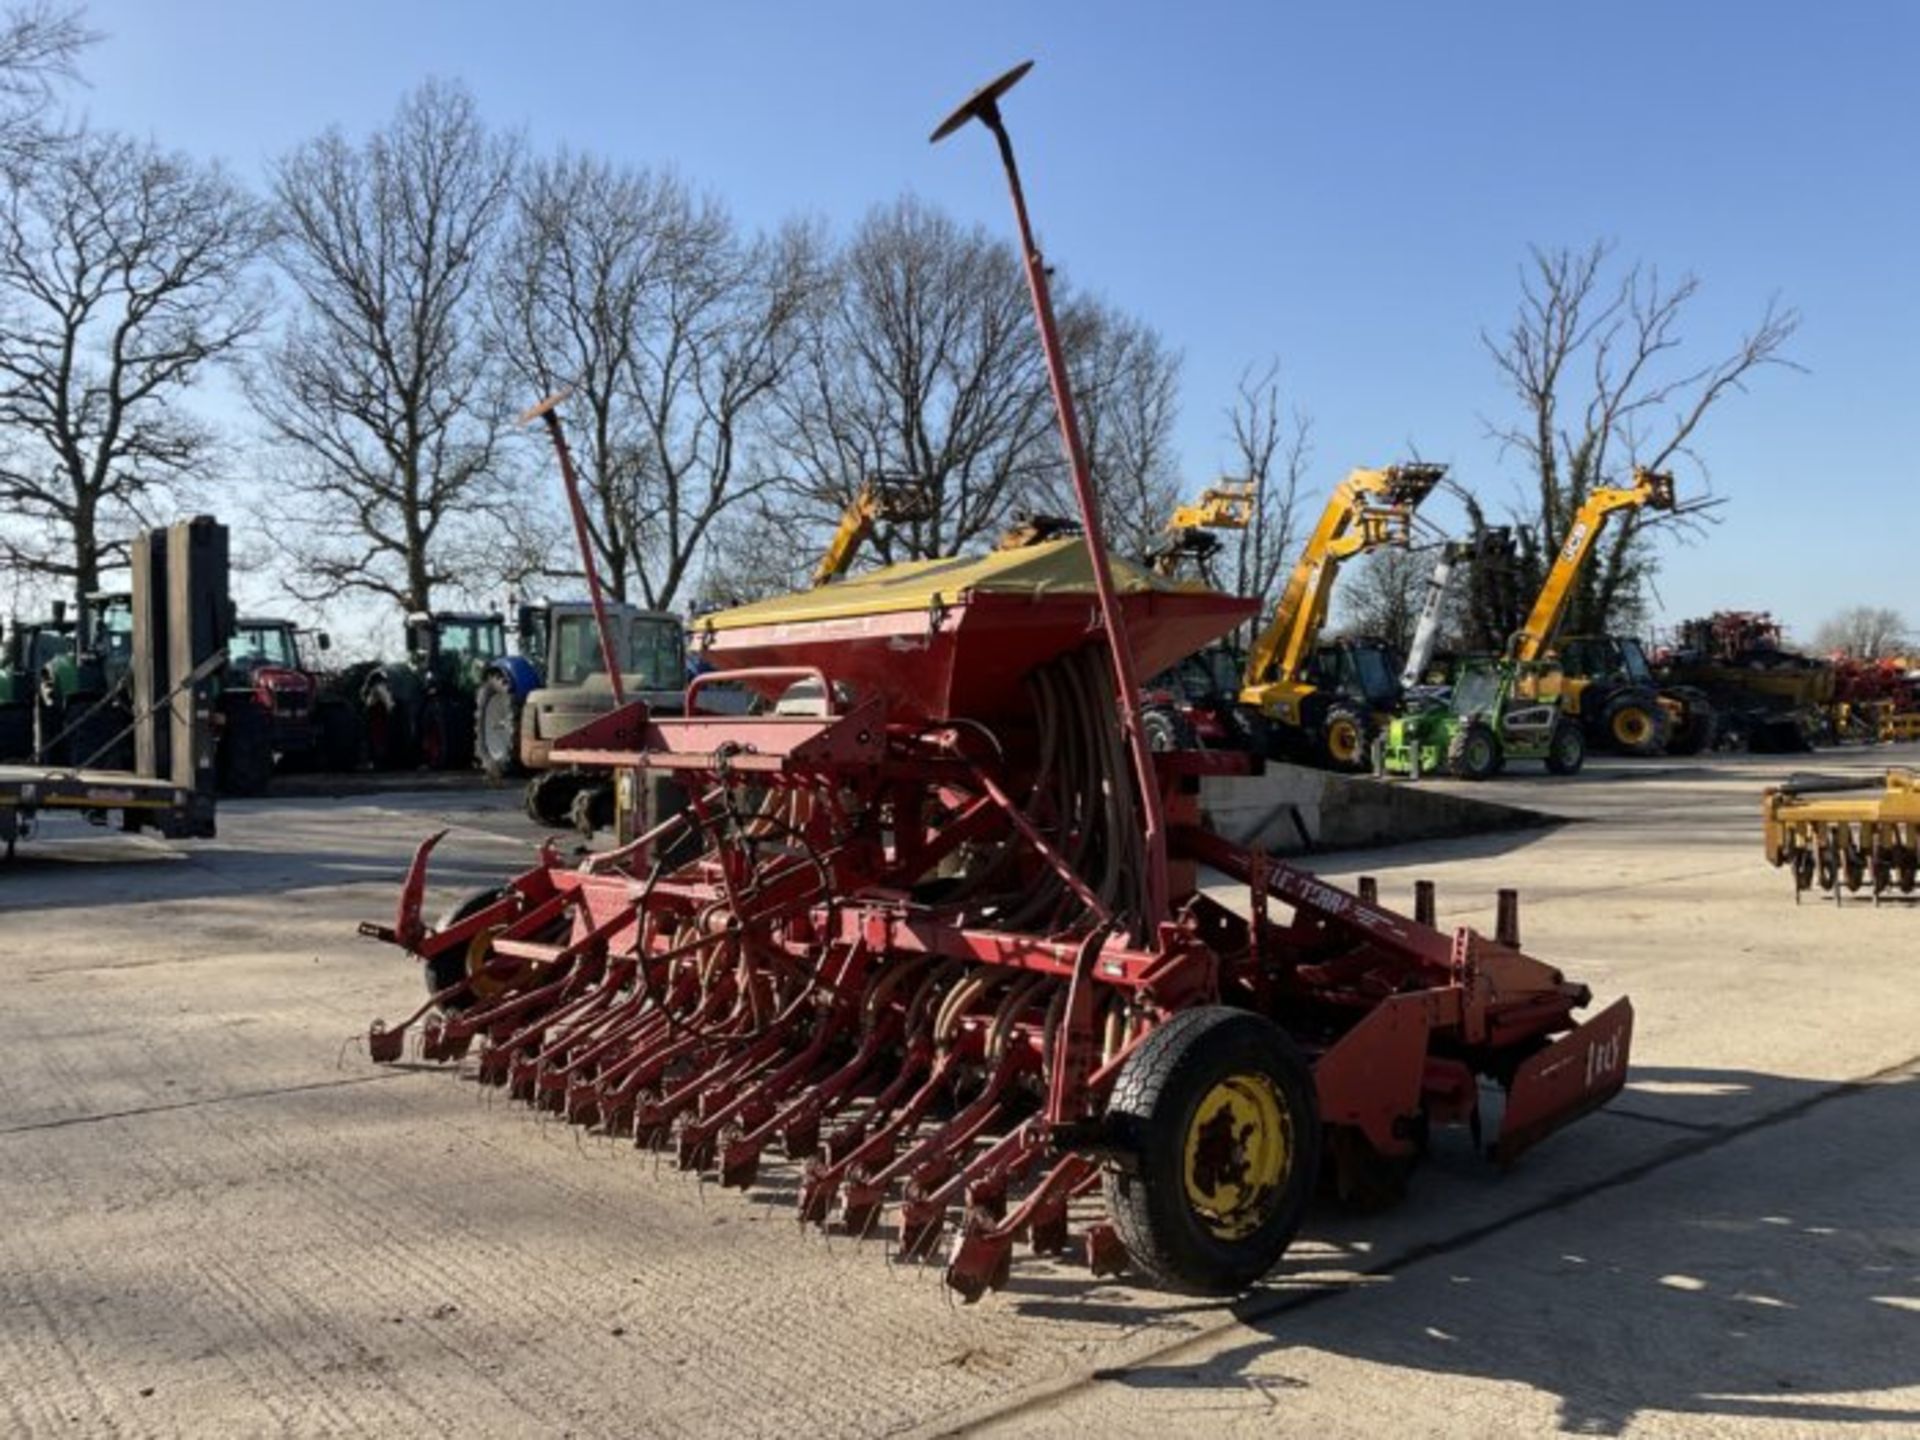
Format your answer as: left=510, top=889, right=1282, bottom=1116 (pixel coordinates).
left=427, top=886, right=508, bottom=1009
left=1142, top=705, right=1196, bottom=753
left=1102, top=1007, right=1320, bottom=1294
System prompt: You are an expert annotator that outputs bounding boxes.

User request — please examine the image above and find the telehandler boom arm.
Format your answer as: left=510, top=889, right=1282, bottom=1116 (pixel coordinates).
left=811, top=475, right=936, bottom=587
left=1240, top=464, right=1445, bottom=700
left=1509, top=468, right=1674, bottom=661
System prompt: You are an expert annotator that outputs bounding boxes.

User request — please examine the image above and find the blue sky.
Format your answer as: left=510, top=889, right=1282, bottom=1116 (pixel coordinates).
left=79, top=1, right=1918, bottom=644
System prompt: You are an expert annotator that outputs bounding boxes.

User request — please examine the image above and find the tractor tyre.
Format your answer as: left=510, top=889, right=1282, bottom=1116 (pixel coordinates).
left=569, top=780, right=615, bottom=837
left=1447, top=721, right=1503, bottom=780
left=1602, top=691, right=1666, bottom=756
left=364, top=679, right=416, bottom=770
left=1319, top=703, right=1371, bottom=773
left=65, top=701, right=131, bottom=772
left=0, top=702, right=30, bottom=762
left=427, top=886, right=508, bottom=1009
left=1102, top=1006, right=1321, bottom=1295
left=217, top=704, right=276, bottom=796
left=314, top=698, right=366, bottom=772
left=418, top=694, right=471, bottom=771
left=476, top=674, right=526, bottom=780
left=1544, top=718, right=1586, bottom=776
left=1664, top=698, right=1717, bottom=756
left=1142, top=705, right=1197, bottom=753
left=525, top=768, right=589, bottom=829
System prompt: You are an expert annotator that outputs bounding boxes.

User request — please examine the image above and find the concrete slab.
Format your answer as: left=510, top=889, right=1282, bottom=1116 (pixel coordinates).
left=0, top=743, right=1913, bottom=1437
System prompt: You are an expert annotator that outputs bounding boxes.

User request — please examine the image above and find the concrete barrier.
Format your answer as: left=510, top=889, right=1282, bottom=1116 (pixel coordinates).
left=1201, top=763, right=1553, bottom=855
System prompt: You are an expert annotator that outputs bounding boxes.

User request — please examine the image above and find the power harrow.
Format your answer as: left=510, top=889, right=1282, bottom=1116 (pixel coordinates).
left=1763, top=768, right=1920, bottom=904
left=357, top=62, right=1634, bottom=1300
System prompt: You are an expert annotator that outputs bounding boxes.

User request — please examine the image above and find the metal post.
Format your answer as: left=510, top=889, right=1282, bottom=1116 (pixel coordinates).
left=1414, top=879, right=1436, bottom=928
left=933, top=63, right=1169, bottom=928
left=1496, top=888, right=1521, bottom=948
left=523, top=392, right=625, bottom=707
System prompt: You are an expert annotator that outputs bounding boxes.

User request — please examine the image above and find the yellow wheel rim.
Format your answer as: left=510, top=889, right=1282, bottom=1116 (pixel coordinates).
left=1612, top=708, right=1652, bottom=746
left=464, top=924, right=524, bottom=1002
left=1328, top=720, right=1360, bottom=764
left=1183, top=1072, right=1292, bottom=1240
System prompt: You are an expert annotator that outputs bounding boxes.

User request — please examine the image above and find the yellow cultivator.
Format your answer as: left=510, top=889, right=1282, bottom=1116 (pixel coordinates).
left=1762, top=768, right=1920, bottom=903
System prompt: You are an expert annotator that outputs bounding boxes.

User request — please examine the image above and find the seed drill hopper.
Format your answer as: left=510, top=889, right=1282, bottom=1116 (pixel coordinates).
left=359, top=63, right=1633, bottom=1299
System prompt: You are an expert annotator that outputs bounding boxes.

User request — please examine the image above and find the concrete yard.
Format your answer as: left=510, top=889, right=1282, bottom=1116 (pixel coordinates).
left=2, top=747, right=1916, bottom=1438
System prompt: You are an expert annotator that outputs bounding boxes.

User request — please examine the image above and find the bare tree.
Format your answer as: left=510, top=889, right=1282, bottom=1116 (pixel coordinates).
left=1223, top=360, right=1311, bottom=628
left=1057, top=298, right=1182, bottom=560
left=250, top=80, right=519, bottom=615
left=1336, top=545, right=1431, bottom=654
left=1485, top=242, right=1798, bottom=635
left=769, top=195, right=1055, bottom=566
left=0, top=2, right=93, bottom=177
left=622, top=214, right=822, bottom=611
left=496, top=154, right=697, bottom=603
left=0, top=129, right=266, bottom=596
left=1814, top=605, right=1909, bottom=659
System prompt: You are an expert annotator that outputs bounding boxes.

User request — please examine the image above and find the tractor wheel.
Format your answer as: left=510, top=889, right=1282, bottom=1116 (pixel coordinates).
left=1664, top=698, right=1717, bottom=756
left=1102, top=1006, right=1320, bottom=1294
left=364, top=680, right=415, bottom=770
left=476, top=674, right=526, bottom=780
left=1447, top=721, right=1502, bottom=780
left=0, top=703, right=30, bottom=762
left=569, top=780, right=615, bottom=837
left=65, top=701, right=131, bottom=772
left=1142, top=706, right=1196, bottom=753
left=418, top=695, right=466, bottom=771
left=314, top=699, right=366, bottom=772
left=427, top=886, right=508, bottom=1009
left=1603, top=693, right=1665, bottom=756
left=1544, top=718, right=1586, bottom=776
left=1320, top=703, right=1370, bottom=773
left=525, top=768, right=589, bottom=828
left=217, top=704, right=276, bottom=796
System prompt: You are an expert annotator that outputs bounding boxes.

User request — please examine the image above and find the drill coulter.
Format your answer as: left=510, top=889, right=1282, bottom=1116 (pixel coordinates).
left=1763, top=768, right=1920, bottom=903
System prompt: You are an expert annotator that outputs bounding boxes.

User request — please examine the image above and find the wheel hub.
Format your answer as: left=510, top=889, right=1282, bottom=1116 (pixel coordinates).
left=1184, top=1072, right=1290, bottom=1239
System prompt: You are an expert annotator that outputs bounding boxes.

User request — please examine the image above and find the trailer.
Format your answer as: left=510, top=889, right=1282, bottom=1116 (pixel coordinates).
left=0, top=518, right=228, bottom=857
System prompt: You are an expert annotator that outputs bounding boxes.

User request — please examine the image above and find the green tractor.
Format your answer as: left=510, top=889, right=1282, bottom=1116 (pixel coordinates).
left=362, top=611, right=507, bottom=770
left=0, top=612, right=76, bottom=761
left=32, top=593, right=138, bottom=770
left=1376, top=655, right=1586, bottom=780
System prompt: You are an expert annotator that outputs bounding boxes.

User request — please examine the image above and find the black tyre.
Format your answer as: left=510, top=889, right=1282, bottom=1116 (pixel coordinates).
left=0, top=703, right=30, bottom=761
left=1142, top=705, right=1197, bottom=753
left=1447, top=721, right=1502, bottom=780
left=363, top=679, right=414, bottom=770
left=64, top=699, right=131, bottom=771
left=217, top=703, right=276, bottom=796
left=526, top=768, right=589, bottom=828
left=475, top=674, right=526, bottom=780
left=314, top=698, right=366, bottom=772
left=1102, top=1006, right=1321, bottom=1294
left=1543, top=718, right=1586, bottom=776
left=1663, top=696, right=1716, bottom=756
left=1602, top=691, right=1666, bottom=757
left=569, top=780, right=615, bottom=836
left=1319, top=703, right=1370, bottom=773
left=418, top=693, right=470, bottom=771
left=427, top=886, right=508, bottom=1008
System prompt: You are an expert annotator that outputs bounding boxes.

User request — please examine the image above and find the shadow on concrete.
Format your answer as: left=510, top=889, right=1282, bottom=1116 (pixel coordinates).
left=1053, top=1067, right=1920, bottom=1435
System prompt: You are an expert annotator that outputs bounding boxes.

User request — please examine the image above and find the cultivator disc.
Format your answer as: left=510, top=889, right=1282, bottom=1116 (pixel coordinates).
left=1763, top=768, right=1920, bottom=904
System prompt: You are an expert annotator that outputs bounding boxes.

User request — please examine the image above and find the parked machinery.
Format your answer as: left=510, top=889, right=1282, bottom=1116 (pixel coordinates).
left=1507, top=469, right=1715, bottom=756
left=363, top=611, right=507, bottom=770
left=812, top=474, right=938, bottom=587
left=1763, top=769, right=1918, bottom=903
left=1238, top=463, right=1445, bottom=769
left=357, top=62, right=1632, bottom=1302
left=1659, top=611, right=1830, bottom=752
left=1379, top=655, right=1586, bottom=780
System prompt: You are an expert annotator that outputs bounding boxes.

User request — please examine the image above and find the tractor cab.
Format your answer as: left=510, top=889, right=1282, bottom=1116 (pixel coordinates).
left=405, top=611, right=507, bottom=694
left=1308, top=637, right=1404, bottom=713
left=1559, top=634, right=1653, bottom=687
